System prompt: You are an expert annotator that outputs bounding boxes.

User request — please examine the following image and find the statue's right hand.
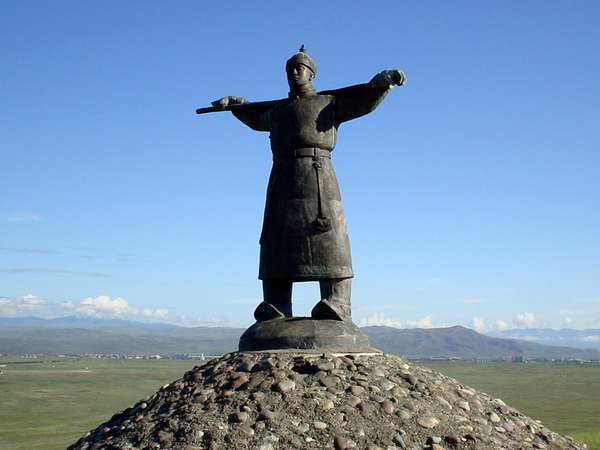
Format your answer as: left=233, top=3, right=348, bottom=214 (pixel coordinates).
left=211, top=96, right=247, bottom=109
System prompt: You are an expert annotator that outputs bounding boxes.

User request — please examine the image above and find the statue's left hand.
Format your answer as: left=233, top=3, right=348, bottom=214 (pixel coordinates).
left=370, top=69, right=406, bottom=87
left=211, top=96, right=248, bottom=109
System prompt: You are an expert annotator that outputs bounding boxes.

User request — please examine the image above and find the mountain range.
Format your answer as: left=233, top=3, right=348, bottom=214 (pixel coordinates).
left=486, top=328, right=600, bottom=350
left=1, top=316, right=599, bottom=360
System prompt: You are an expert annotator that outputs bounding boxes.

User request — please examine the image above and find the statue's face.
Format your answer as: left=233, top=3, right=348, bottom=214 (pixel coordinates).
left=287, top=64, right=313, bottom=89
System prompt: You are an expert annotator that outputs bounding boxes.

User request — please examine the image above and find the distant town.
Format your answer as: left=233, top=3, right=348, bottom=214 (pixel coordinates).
left=1, top=352, right=599, bottom=365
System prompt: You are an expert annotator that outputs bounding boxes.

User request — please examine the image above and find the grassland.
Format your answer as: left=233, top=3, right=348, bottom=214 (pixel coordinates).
left=0, top=358, right=599, bottom=449
left=0, top=358, right=197, bottom=450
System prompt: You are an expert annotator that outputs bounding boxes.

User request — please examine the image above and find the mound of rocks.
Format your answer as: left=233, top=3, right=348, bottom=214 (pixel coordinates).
left=68, top=352, right=585, bottom=450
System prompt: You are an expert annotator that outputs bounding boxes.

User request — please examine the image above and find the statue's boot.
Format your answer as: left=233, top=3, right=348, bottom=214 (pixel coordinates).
left=253, top=301, right=286, bottom=321
left=256, top=279, right=293, bottom=322
left=311, top=278, right=352, bottom=321
left=311, top=299, right=351, bottom=321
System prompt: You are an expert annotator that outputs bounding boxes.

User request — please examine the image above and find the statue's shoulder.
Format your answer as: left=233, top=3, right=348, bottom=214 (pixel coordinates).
left=310, top=93, right=335, bottom=105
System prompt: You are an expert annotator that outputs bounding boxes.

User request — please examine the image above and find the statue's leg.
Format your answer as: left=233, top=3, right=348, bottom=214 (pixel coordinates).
left=254, top=279, right=293, bottom=321
left=311, top=278, right=352, bottom=321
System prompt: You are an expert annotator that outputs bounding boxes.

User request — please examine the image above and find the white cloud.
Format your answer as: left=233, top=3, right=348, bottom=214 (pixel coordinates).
left=492, top=320, right=510, bottom=331
left=0, top=294, right=169, bottom=322
left=561, top=316, right=573, bottom=327
left=0, top=294, right=44, bottom=315
left=406, top=315, right=433, bottom=329
left=20, top=294, right=43, bottom=306
left=359, top=312, right=402, bottom=328
left=73, top=296, right=169, bottom=320
left=76, top=296, right=134, bottom=317
left=582, top=336, right=600, bottom=343
left=472, top=317, right=486, bottom=333
left=142, top=308, right=168, bottom=319
left=514, top=312, right=536, bottom=328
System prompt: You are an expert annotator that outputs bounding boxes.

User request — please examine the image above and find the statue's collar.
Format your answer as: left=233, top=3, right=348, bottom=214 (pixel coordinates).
left=288, top=85, right=316, bottom=99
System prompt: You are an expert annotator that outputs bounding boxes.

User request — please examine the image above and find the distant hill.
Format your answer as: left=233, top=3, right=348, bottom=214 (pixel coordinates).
left=486, top=328, right=600, bottom=351
left=0, top=317, right=244, bottom=355
left=0, top=326, right=244, bottom=356
left=364, top=325, right=600, bottom=360
left=0, top=316, right=179, bottom=330
left=1, top=317, right=599, bottom=360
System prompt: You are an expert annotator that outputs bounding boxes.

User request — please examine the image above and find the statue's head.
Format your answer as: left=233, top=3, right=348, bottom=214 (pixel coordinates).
left=286, top=45, right=316, bottom=92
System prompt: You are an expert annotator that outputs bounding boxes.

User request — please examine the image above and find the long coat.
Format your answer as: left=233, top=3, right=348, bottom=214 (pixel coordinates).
left=233, top=83, right=390, bottom=281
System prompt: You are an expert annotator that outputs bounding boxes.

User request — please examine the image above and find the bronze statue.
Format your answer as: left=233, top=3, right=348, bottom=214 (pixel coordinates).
left=198, top=46, right=405, bottom=329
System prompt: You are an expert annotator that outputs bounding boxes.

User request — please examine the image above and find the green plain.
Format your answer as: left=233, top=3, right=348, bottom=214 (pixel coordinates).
left=0, top=358, right=196, bottom=450
left=1, top=358, right=599, bottom=449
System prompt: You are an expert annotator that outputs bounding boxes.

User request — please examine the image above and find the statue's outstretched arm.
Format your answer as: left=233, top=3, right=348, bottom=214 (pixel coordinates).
left=208, top=96, right=273, bottom=132
left=334, top=69, right=405, bottom=125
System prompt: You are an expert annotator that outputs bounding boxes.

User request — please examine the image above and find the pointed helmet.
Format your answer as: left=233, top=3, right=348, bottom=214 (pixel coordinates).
left=285, top=45, right=317, bottom=77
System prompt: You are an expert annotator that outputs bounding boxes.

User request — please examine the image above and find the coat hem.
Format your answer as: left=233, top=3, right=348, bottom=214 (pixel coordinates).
left=259, top=268, right=354, bottom=281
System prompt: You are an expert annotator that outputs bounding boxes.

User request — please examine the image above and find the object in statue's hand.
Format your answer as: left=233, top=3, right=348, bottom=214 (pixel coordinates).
left=211, top=96, right=247, bottom=109
left=370, top=69, right=406, bottom=88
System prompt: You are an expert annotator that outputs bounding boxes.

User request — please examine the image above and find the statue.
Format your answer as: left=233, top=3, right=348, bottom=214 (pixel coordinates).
left=197, top=47, right=405, bottom=350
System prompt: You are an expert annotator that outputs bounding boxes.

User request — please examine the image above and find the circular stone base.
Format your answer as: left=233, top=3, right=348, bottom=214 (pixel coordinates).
left=238, top=317, right=376, bottom=352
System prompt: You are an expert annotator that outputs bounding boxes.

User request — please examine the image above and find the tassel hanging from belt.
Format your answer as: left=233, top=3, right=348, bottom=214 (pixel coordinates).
left=312, top=150, right=332, bottom=233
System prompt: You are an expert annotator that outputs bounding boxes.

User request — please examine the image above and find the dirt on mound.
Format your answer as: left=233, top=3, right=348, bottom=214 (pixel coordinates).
left=68, top=352, right=585, bottom=450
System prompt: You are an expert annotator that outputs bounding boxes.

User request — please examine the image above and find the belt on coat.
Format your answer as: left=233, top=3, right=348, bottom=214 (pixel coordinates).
left=272, top=147, right=333, bottom=233
left=273, top=147, right=331, bottom=159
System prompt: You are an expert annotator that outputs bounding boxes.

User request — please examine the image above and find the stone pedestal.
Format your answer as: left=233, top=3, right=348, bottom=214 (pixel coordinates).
left=238, top=317, right=376, bottom=352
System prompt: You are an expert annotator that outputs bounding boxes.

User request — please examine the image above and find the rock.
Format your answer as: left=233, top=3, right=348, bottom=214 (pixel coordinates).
left=230, top=372, right=250, bottom=389
left=313, top=421, right=327, bottom=430
left=488, top=412, right=501, bottom=423
left=358, top=401, right=377, bottom=416
left=156, top=430, right=173, bottom=443
left=379, top=379, right=396, bottom=391
left=349, top=385, right=365, bottom=396
left=348, top=396, right=361, bottom=407
left=258, top=409, right=276, bottom=421
left=230, top=411, right=249, bottom=423
left=273, top=379, right=295, bottom=393
left=457, top=401, right=470, bottom=412
left=319, top=375, right=341, bottom=388
left=258, top=444, right=274, bottom=450
left=417, top=416, right=439, bottom=429
left=296, top=423, right=309, bottom=433
left=503, top=420, right=515, bottom=432
left=398, top=408, right=412, bottom=420
left=444, top=434, right=460, bottom=444
left=371, top=367, right=384, bottom=376
left=322, top=399, right=335, bottom=411
left=392, top=432, right=406, bottom=448
left=436, top=396, right=452, bottom=410
left=317, top=361, right=335, bottom=372
left=334, top=435, right=356, bottom=449
left=381, top=400, right=395, bottom=415
left=238, top=361, right=255, bottom=372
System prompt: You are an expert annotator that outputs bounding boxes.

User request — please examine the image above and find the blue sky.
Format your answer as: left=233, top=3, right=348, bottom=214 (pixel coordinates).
left=1, top=1, right=599, bottom=330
